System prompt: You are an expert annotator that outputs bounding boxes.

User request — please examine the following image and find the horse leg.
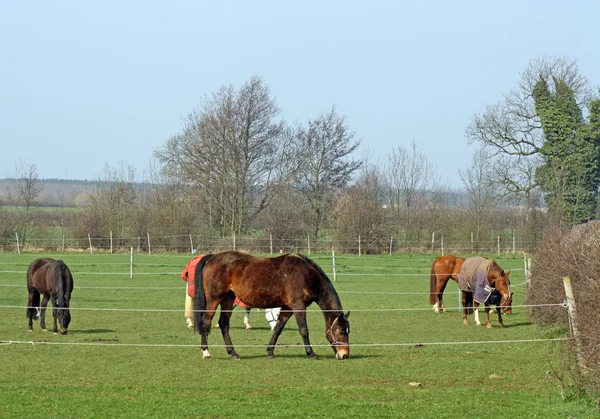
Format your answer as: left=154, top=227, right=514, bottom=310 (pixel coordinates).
left=200, top=301, right=220, bottom=360
left=496, top=306, right=504, bottom=328
left=437, top=278, right=449, bottom=312
left=461, top=291, right=469, bottom=325
left=266, top=309, right=293, bottom=359
left=27, top=289, right=38, bottom=332
left=218, top=298, right=240, bottom=360
left=292, top=309, right=318, bottom=360
left=243, top=307, right=252, bottom=330
left=51, top=296, right=59, bottom=334
left=485, top=303, right=493, bottom=328
left=40, top=294, right=50, bottom=331
left=474, top=302, right=482, bottom=326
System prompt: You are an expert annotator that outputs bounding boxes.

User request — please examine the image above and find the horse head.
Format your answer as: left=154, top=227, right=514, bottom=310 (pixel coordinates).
left=492, top=268, right=512, bottom=315
left=326, top=312, right=350, bottom=360
left=58, top=306, right=72, bottom=334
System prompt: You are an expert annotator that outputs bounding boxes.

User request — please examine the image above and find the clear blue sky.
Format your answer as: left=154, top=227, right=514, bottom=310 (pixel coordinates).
left=1, top=1, right=598, bottom=187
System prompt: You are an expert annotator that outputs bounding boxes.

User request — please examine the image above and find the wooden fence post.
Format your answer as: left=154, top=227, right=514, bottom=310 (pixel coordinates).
left=332, top=248, right=337, bottom=282
left=562, top=276, right=587, bottom=372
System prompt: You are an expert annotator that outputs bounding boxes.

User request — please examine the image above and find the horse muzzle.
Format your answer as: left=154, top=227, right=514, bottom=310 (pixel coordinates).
left=59, top=329, right=68, bottom=335
left=334, top=345, right=349, bottom=360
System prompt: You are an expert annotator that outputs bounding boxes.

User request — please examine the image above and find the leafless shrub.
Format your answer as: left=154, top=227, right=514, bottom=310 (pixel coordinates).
left=529, top=221, right=600, bottom=401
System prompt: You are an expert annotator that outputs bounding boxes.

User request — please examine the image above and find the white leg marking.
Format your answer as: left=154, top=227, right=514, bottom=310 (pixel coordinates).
left=202, top=349, right=211, bottom=359
left=433, top=302, right=439, bottom=313
left=474, top=308, right=481, bottom=325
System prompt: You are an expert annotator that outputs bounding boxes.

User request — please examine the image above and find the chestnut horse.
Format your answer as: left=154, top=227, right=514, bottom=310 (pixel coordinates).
left=459, top=256, right=513, bottom=328
left=193, top=251, right=350, bottom=360
left=26, top=258, right=74, bottom=334
left=429, top=255, right=465, bottom=312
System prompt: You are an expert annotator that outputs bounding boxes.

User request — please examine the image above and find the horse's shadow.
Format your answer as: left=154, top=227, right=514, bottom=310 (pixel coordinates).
left=68, top=329, right=116, bottom=334
left=499, top=321, right=532, bottom=328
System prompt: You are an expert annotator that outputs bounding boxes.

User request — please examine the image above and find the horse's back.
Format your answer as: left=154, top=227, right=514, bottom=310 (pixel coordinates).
left=432, top=255, right=465, bottom=279
left=204, top=251, right=322, bottom=308
left=27, top=258, right=56, bottom=288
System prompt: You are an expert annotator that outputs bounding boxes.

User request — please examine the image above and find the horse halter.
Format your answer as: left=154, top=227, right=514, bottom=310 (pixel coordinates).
left=326, top=316, right=348, bottom=347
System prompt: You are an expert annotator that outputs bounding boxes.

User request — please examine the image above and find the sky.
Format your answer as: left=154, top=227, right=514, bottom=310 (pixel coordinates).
left=1, top=1, right=598, bottom=188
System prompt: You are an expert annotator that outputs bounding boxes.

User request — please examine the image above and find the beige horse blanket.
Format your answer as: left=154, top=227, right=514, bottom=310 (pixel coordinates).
left=458, top=256, right=494, bottom=303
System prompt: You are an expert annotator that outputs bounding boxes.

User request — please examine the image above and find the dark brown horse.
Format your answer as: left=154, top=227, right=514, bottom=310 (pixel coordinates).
left=26, top=258, right=74, bottom=334
left=459, top=256, right=512, bottom=328
left=193, top=251, right=350, bottom=360
left=429, top=255, right=465, bottom=312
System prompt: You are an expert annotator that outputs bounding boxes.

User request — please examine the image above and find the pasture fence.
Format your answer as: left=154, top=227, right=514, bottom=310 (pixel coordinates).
left=1, top=232, right=541, bottom=255
left=0, top=255, right=571, bottom=351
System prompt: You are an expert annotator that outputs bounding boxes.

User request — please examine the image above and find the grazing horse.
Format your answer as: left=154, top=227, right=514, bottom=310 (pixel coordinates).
left=193, top=251, right=350, bottom=360
left=459, top=256, right=513, bottom=328
left=26, top=258, right=74, bottom=334
left=429, top=255, right=465, bottom=312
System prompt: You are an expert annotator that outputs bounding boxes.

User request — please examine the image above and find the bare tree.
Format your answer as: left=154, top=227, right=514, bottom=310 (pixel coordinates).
left=290, top=106, right=361, bottom=239
left=459, top=147, right=500, bottom=241
left=333, top=158, right=386, bottom=253
left=72, top=163, right=137, bottom=246
left=6, top=162, right=43, bottom=246
left=384, top=140, right=438, bottom=241
left=466, top=56, right=595, bottom=197
left=155, top=75, right=287, bottom=236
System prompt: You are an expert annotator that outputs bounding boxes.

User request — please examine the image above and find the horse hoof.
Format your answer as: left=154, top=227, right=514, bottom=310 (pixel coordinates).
left=486, top=324, right=492, bottom=328
left=245, top=326, right=252, bottom=330
left=267, top=354, right=275, bottom=360
left=232, top=355, right=241, bottom=360
left=53, top=332, right=58, bottom=335
left=28, top=329, right=33, bottom=333
left=41, top=328, right=48, bottom=332
left=309, top=355, right=319, bottom=361
left=202, top=355, right=212, bottom=360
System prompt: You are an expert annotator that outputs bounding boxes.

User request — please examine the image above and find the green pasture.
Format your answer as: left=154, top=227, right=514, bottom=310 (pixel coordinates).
left=0, top=253, right=596, bottom=418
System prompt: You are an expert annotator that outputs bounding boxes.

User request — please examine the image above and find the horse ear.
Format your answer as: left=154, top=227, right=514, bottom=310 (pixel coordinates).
left=505, top=269, right=511, bottom=276
left=345, top=311, right=350, bottom=318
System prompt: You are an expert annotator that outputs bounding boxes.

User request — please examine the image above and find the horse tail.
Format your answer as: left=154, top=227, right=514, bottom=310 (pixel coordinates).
left=429, top=261, right=437, bottom=305
left=193, top=254, right=213, bottom=334
left=55, top=260, right=69, bottom=308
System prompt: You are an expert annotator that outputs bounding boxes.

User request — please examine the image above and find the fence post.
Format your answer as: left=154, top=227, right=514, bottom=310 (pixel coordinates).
left=110, top=230, right=113, bottom=254
left=512, top=235, right=516, bottom=254
left=332, top=248, right=337, bottom=282
left=307, top=234, right=310, bottom=255
left=389, top=236, right=393, bottom=256
left=88, top=234, right=93, bottom=255
left=358, top=235, right=361, bottom=256
left=471, top=232, right=474, bottom=253
left=15, top=232, right=20, bottom=255
left=562, top=276, right=587, bottom=371
left=130, top=247, right=134, bottom=279
left=233, top=232, right=236, bottom=251
left=62, top=234, right=65, bottom=252
left=431, top=232, right=434, bottom=253
left=441, top=236, right=444, bottom=256
left=137, top=237, right=141, bottom=253
left=497, top=236, right=500, bottom=255
left=270, top=233, right=273, bottom=255
left=189, top=234, right=194, bottom=254
left=147, top=233, right=151, bottom=255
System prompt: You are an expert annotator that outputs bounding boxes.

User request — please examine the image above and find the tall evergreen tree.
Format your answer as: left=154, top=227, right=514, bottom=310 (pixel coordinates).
left=533, top=77, right=600, bottom=224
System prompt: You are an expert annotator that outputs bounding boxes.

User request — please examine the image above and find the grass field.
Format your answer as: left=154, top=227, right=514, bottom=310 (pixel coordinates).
left=0, top=252, right=596, bottom=418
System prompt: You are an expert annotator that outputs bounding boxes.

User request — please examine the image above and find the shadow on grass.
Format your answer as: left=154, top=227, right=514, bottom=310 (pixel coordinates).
left=69, top=329, right=117, bottom=334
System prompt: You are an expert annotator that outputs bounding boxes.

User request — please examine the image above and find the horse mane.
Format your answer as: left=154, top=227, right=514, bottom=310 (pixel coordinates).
left=55, top=260, right=69, bottom=308
left=296, top=254, right=343, bottom=312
